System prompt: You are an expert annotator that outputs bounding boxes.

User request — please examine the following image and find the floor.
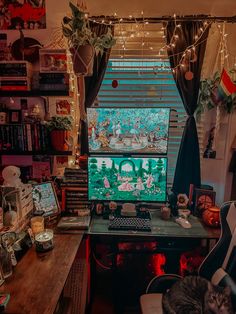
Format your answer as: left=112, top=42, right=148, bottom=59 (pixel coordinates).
left=87, top=253, right=155, bottom=314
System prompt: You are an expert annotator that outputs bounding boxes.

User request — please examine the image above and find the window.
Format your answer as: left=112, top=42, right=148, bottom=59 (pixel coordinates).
left=97, top=23, right=187, bottom=187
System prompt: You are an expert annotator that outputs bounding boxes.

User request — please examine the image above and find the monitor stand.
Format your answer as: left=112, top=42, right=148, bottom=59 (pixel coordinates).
left=121, top=203, right=136, bottom=217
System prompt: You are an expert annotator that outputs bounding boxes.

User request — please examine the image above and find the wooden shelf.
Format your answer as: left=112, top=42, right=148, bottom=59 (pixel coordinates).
left=0, top=90, right=70, bottom=97
left=0, top=150, right=72, bottom=155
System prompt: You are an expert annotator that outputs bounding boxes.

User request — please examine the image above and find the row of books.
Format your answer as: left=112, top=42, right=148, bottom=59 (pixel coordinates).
left=0, top=61, right=32, bottom=77
left=61, top=168, right=90, bottom=213
left=62, top=167, right=88, bottom=187
left=38, top=73, right=69, bottom=91
left=0, top=123, right=50, bottom=152
left=0, top=61, right=32, bottom=91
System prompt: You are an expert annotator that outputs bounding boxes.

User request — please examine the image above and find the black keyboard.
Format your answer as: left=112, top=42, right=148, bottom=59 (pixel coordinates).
left=108, top=217, right=151, bottom=232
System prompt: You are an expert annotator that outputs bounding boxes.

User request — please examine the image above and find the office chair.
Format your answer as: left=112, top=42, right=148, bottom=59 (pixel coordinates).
left=140, top=201, right=236, bottom=314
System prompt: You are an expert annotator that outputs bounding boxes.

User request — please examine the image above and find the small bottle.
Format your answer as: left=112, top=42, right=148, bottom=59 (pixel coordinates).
left=0, top=244, right=13, bottom=279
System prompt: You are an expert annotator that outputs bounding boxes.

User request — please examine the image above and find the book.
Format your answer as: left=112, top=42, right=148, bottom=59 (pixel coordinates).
left=57, top=215, right=91, bottom=230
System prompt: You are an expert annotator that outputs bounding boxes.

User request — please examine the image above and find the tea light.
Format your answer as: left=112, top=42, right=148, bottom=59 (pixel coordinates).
left=31, top=216, right=44, bottom=235
left=35, top=229, right=54, bottom=252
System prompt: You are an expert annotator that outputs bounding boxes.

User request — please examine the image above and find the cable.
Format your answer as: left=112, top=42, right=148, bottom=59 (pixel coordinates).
left=92, top=251, right=112, bottom=270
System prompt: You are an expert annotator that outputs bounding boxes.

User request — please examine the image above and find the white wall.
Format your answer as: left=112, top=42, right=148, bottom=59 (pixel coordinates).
left=201, top=23, right=236, bottom=205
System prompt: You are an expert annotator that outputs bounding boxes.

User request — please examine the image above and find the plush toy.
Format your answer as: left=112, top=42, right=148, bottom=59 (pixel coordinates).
left=2, top=166, right=23, bottom=187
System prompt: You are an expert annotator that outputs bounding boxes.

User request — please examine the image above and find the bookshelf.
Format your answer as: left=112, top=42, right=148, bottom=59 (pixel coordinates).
left=0, top=150, right=72, bottom=156
left=0, top=90, right=70, bottom=97
left=0, top=54, right=80, bottom=181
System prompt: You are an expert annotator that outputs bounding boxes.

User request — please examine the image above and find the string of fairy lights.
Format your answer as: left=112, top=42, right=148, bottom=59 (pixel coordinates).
left=45, top=3, right=236, bottom=164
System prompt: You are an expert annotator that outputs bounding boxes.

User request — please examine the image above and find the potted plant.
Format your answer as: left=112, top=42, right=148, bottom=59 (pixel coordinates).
left=62, top=1, right=116, bottom=76
left=46, top=116, right=74, bottom=151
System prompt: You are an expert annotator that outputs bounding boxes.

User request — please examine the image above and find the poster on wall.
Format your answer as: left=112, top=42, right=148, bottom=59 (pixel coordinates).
left=0, top=0, right=46, bottom=30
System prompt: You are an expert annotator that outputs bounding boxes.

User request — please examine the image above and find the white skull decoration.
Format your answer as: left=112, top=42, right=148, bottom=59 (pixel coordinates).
left=2, top=165, right=22, bottom=187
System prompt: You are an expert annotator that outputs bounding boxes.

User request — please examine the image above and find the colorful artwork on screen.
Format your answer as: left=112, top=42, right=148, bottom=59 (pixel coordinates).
left=0, top=0, right=46, bottom=30
left=88, top=157, right=167, bottom=202
left=87, top=108, right=170, bottom=154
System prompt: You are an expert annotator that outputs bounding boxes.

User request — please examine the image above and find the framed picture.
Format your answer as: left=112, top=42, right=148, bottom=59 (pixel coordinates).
left=194, top=188, right=216, bottom=216
left=9, top=110, right=21, bottom=123
left=56, top=99, right=71, bottom=115
left=32, top=182, right=60, bottom=217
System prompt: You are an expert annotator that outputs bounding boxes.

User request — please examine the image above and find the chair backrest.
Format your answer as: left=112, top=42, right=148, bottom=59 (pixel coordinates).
left=199, top=201, right=236, bottom=282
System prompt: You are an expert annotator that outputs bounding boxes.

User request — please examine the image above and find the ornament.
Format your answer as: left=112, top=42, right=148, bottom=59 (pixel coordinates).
left=112, top=79, right=118, bottom=88
left=185, top=71, right=194, bottom=80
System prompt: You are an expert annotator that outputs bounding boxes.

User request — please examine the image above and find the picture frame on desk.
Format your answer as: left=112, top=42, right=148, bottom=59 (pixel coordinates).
left=9, top=110, right=21, bottom=123
left=194, top=188, right=216, bottom=217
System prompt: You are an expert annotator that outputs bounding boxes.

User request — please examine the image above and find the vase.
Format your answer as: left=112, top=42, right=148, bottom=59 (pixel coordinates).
left=202, top=206, right=220, bottom=228
left=50, top=130, right=71, bottom=151
left=70, top=45, right=95, bottom=76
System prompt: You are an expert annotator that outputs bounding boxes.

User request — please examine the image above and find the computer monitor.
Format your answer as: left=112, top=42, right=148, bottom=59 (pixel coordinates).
left=87, top=107, right=170, bottom=155
left=32, top=182, right=60, bottom=216
left=88, top=156, right=167, bottom=202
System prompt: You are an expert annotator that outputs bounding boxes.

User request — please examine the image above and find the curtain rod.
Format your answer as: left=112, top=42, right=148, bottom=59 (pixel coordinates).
left=90, top=15, right=236, bottom=24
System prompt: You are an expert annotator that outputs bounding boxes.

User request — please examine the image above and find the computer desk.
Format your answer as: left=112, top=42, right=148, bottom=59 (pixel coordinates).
left=88, top=211, right=221, bottom=313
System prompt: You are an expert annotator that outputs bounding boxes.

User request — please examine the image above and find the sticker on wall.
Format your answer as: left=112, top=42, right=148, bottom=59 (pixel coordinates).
left=0, top=0, right=46, bottom=30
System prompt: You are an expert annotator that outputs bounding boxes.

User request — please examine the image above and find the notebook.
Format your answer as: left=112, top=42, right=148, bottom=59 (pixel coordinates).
left=57, top=216, right=91, bottom=230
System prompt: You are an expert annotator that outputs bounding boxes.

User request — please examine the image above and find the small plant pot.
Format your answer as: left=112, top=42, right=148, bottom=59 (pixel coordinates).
left=70, top=45, right=95, bottom=76
left=50, top=130, right=71, bottom=151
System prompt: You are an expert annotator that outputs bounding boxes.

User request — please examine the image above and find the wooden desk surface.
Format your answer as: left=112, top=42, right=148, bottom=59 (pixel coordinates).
left=89, top=211, right=220, bottom=239
left=0, top=233, right=83, bottom=314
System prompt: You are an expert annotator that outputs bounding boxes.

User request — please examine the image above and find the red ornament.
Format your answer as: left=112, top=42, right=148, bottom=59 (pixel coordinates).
left=112, top=79, right=118, bottom=88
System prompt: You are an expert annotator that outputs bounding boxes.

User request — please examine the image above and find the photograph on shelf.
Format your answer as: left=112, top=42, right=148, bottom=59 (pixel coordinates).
left=56, top=99, right=71, bottom=115
left=39, top=49, right=67, bottom=73
left=9, top=110, right=21, bottom=123
left=52, top=156, right=68, bottom=177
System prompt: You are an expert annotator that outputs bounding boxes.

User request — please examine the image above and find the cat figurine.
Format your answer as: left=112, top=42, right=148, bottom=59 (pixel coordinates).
left=162, top=275, right=234, bottom=314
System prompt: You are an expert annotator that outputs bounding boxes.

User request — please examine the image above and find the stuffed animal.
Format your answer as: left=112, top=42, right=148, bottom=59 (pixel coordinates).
left=2, top=166, right=23, bottom=187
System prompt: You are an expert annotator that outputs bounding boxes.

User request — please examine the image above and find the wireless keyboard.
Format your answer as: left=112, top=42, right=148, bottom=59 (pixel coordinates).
left=108, top=216, right=151, bottom=232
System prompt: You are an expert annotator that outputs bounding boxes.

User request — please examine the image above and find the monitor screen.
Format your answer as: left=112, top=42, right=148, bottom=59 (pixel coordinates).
left=87, top=107, right=170, bottom=154
left=32, top=182, right=60, bottom=216
left=88, top=156, right=167, bottom=202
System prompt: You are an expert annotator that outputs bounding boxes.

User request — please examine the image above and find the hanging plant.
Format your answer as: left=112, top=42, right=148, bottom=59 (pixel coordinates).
left=196, top=70, right=236, bottom=121
left=62, top=2, right=116, bottom=76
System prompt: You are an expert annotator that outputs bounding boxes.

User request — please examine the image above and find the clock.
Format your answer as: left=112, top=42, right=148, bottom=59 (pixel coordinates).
left=194, top=188, right=216, bottom=216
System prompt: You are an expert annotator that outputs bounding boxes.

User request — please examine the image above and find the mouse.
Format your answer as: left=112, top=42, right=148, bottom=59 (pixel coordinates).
left=175, top=217, right=192, bottom=229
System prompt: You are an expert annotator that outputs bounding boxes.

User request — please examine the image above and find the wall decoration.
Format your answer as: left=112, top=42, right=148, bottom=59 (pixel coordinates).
left=56, top=99, right=71, bottom=115
left=0, top=0, right=46, bottom=30
left=194, top=188, right=216, bottom=216
left=39, top=49, right=67, bottom=73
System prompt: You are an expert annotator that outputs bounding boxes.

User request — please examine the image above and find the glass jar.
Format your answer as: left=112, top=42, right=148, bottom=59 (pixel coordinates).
left=0, top=245, right=12, bottom=278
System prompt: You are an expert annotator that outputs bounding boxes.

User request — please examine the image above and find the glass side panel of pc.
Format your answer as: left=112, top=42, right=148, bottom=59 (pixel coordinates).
left=88, top=156, right=167, bottom=202
left=87, top=107, right=170, bottom=155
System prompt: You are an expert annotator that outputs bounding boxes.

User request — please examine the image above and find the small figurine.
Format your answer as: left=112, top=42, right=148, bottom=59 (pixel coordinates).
left=177, top=194, right=189, bottom=209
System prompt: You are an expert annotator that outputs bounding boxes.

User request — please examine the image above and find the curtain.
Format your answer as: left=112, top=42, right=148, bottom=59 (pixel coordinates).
left=166, top=21, right=210, bottom=195
left=79, top=23, right=114, bottom=155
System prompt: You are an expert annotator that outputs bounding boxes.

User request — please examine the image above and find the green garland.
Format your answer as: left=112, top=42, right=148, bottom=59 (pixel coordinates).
left=196, top=71, right=236, bottom=121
